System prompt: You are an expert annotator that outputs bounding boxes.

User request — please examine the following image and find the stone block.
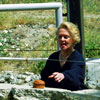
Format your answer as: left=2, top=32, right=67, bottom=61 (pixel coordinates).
left=0, top=83, right=100, bottom=100
left=86, top=58, right=100, bottom=89
left=11, top=85, right=100, bottom=100
left=0, top=84, right=11, bottom=100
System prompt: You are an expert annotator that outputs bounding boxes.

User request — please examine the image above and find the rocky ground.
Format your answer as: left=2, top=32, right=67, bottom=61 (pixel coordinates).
left=0, top=23, right=56, bottom=53
left=0, top=71, right=40, bottom=86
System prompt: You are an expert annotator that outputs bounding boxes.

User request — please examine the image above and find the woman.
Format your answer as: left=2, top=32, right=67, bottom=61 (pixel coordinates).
left=41, top=22, right=87, bottom=91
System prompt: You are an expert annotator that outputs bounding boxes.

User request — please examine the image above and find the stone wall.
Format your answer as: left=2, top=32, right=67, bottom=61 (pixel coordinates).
left=0, top=71, right=40, bottom=86
left=86, top=58, right=100, bottom=89
left=0, top=84, right=100, bottom=100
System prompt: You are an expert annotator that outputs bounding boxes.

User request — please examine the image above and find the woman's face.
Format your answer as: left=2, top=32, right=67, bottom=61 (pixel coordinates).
left=58, top=28, right=75, bottom=51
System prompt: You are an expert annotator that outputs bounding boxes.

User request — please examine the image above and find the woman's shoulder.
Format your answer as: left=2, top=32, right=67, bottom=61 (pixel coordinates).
left=70, top=50, right=84, bottom=61
left=49, top=50, right=60, bottom=59
left=68, top=50, right=85, bottom=66
left=74, top=50, right=83, bottom=56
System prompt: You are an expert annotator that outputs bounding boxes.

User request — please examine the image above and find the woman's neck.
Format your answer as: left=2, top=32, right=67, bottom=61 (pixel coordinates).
left=61, top=48, right=75, bottom=57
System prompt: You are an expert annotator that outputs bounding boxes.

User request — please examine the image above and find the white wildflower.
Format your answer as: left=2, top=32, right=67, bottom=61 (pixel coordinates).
left=50, top=39, right=53, bottom=41
left=17, top=37, right=19, bottom=40
left=3, top=38, right=7, bottom=42
left=0, top=42, right=3, bottom=46
left=25, top=43, right=28, bottom=47
left=4, top=49, right=7, bottom=51
left=16, top=48, right=20, bottom=50
left=9, top=52, right=13, bottom=56
left=8, top=30, right=13, bottom=33
left=18, top=25, right=21, bottom=27
left=3, top=30, right=8, bottom=33
left=11, top=45, right=15, bottom=48
left=31, top=47, right=33, bottom=49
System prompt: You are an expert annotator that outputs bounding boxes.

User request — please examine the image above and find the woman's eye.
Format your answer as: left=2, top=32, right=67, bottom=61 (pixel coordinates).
left=64, top=36, right=69, bottom=39
left=58, top=36, right=70, bottom=39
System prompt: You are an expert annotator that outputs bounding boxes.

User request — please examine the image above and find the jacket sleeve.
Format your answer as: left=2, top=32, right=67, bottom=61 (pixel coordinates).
left=40, top=55, right=53, bottom=86
left=62, top=61, right=85, bottom=89
left=41, top=58, right=50, bottom=80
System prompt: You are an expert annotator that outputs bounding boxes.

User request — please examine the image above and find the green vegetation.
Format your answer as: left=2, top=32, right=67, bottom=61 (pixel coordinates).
left=84, top=0, right=100, bottom=14
left=83, top=0, right=100, bottom=58
left=84, top=18, right=100, bottom=58
left=0, top=0, right=100, bottom=73
left=0, top=0, right=62, bottom=4
left=0, top=11, right=55, bottom=30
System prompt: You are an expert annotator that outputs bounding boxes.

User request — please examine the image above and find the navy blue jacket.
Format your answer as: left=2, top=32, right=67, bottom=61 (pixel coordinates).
left=41, top=50, right=87, bottom=91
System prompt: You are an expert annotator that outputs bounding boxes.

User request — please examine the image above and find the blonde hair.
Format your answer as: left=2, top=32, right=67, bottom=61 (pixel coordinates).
left=57, top=22, right=80, bottom=46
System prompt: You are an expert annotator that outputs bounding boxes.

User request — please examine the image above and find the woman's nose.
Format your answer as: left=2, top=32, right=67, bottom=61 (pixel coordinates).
left=61, top=37, right=65, bottom=41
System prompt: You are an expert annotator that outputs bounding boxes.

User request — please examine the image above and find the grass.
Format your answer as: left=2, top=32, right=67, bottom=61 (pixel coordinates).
left=0, top=0, right=62, bottom=4
left=83, top=0, right=100, bottom=58
left=84, top=0, right=100, bottom=14
left=0, top=10, right=56, bottom=30
left=84, top=17, right=100, bottom=58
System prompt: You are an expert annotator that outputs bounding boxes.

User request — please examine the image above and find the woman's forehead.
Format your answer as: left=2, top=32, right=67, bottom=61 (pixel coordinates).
left=59, top=28, right=68, bottom=32
left=58, top=28, right=70, bottom=34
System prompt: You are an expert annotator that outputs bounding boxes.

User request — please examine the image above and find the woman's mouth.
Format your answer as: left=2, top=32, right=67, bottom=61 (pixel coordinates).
left=60, top=43, right=66, bottom=48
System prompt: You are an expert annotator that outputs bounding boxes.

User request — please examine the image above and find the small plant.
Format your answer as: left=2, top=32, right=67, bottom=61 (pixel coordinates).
left=32, top=61, right=46, bottom=74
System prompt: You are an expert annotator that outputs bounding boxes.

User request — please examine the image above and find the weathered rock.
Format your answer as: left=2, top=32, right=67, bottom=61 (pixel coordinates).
left=11, top=86, right=100, bottom=100
left=0, top=84, right=11, bottom=100
left=0, top=77, right=5, bottom=83
left=25, top=76, right=32, bottom=82
left=0, top=93, right=5, bottom=100
left=86, top=58, right=100, bottom=89
left=0, top=71, right=40, bottom=86
left=0, top=84, right=100, bottom=100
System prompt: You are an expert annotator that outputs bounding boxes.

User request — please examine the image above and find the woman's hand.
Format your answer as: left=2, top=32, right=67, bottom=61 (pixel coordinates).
left=48, top=72, right=65, bottom=82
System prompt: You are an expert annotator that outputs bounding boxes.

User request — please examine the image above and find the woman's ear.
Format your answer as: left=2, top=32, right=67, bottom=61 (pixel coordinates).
left=72, top=38, right=75, bottom=43
left=71, top=38, right=76, bottom=47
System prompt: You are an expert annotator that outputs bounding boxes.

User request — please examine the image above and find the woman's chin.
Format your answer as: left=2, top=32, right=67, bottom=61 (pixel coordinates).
left=61, top=46, right=70, bottom=51
left=61, top=47, right=67, bottom=51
